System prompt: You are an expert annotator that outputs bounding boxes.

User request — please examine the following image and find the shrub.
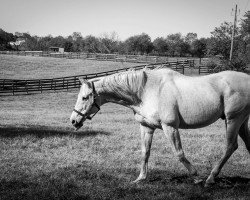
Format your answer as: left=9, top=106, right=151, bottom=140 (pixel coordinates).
left=205, top=57, right=222, bottom=72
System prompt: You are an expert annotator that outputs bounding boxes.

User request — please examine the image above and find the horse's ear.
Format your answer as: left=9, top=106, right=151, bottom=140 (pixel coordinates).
left=79, top=77, right=87, bottom=84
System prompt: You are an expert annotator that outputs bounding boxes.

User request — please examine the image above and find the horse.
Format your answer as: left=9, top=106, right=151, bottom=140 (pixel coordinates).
left=70, top=68, right=250, bottom=187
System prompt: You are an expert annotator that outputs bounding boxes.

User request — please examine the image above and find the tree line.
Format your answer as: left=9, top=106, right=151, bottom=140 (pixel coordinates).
left=1, top=11, right=250, bottom=62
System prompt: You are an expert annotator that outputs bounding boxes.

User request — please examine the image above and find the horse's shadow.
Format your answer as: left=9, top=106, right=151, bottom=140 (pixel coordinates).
left=0, top=125, right=110, bottom=138
left=147, top=169, right=250, bottom=189
left=214, top=176, right=250, bottom=188
left=169, top=175, right=250, bottom=188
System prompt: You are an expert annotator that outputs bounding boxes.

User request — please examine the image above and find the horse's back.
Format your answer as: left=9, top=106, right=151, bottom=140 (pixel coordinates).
left=147, top=69, right=250, bottom=129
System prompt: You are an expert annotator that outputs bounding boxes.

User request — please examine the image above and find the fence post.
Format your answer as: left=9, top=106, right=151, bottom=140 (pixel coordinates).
left=51, top=79, right=53, bottom=90
left=54, top=79, right=56, bottom=92
left=25, top=80, right=28, bottom=94
left=12, top=82, right=15, bottom=95
left=3, top=79, right=5, bottom=91
left=40, top=80, right=42, bottom=93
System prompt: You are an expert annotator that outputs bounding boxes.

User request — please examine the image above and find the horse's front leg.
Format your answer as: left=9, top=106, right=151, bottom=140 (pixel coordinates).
left=133, top=124, right=155, bottom=183
left=162, top=124, right=198, bottom=178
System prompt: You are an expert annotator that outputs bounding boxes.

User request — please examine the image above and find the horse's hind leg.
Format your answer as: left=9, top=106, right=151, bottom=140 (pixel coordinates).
left=205, top=118, right=241, bottom=187
left=239, top=116, right=250, bottom=153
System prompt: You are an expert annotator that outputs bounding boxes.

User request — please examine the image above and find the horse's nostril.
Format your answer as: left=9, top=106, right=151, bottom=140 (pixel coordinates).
left=72, top=120, right=76, bottom=125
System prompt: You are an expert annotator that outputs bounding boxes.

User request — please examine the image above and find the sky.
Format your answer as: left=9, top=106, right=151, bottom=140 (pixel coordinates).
left=0, top=0, right=250, bottom=41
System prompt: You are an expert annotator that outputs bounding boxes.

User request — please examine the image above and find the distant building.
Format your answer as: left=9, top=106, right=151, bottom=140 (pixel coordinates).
left=9, top=37, right=26, bottom=50
left=49, top=47, right=64, bottom=53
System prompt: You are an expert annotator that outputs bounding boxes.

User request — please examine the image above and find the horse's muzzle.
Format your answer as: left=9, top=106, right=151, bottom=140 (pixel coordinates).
left=71, top=119, right=84, bottom=131
left=70, top=113, right=86, bottom=131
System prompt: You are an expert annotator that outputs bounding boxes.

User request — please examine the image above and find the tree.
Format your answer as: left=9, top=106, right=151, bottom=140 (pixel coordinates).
left=99, top=32, right=119, bottom=53
left=185, top=33, right=198, bottom=56
left=70, top=32, right=84, bottom=52
left=12, top=32, right=38, bottom=51
left=166, top=33, right=187, bottom=56
left=64, top=40, right=73, bottom=52
left=116, top=41, right=127, bottom=54
left=83, top=35, right=100, bottom=53
left=206, top=22, right=240, bottom=59
left=72, top=32, right=82, bottom=41
left=192, top=38, right=207, bottom=58
left=240, top=11, right=250, bottom=64
left=50, top=36, right=66, bottom=48
left=124, top=33, right=153, bottom=54
left=153, top=37, right=168, bottom=55
left=0, top=28, right=16, bottom=50
left=185, top=33, right=197, bottom=45
left=37, top=35, right=53, bottom=51
left=241, top=11, right=250, bottom=35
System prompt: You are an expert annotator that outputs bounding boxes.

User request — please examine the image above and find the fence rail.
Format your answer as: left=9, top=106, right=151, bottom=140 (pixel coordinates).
left=0, top=60, right=193, bottom=96
left=198, top=65, right=248, bottom=75
left=0, top=51, right=198, bottom=64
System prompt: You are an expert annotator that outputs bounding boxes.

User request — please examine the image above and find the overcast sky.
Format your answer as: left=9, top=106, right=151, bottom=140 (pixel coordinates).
left=0, top=0, right=249, bottom=40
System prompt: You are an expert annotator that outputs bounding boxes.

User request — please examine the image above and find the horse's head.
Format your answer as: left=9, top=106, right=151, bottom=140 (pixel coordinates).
left=70, top=78, right=100, bottom=130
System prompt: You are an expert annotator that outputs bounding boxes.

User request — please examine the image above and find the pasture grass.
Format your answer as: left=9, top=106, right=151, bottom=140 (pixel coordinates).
left=0, top=54, right=137, bottom=79
left=0, top=55, right=249, bottom=199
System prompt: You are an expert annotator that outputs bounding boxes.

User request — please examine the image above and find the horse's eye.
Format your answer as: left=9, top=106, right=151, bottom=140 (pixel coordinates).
left=82, top=97, right=88, bottom=101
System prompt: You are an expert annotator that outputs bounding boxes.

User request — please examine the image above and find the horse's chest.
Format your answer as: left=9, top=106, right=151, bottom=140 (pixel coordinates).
left=134, top=102, right=161, bottom=128
left=134, top=113, right=161, bottom=129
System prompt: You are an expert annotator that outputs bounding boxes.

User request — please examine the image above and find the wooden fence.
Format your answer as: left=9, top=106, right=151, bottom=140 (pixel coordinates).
left=0, top=60, right=192, bottom=96
left=198, top=65, right=214, bottom=75
left=0, top=51, right=198, bottom=64
left=198, top=65, right=248, bottom=75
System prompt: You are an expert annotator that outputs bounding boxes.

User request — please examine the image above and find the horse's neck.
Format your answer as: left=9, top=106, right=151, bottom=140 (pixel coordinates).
left=95, top=75, right=140, bottom=107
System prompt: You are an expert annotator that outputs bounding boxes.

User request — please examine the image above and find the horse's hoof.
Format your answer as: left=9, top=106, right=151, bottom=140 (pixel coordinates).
left=193, top=177, right=203, bottom=184
left=132, top=177, right=146, bottom=184
left=205, top=176, right=215, bottom=188
left=204, top=181, right=215, bottom=188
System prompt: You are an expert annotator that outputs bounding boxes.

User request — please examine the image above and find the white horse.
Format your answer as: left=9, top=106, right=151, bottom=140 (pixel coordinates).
left=70, top=68, right=250, bottom=187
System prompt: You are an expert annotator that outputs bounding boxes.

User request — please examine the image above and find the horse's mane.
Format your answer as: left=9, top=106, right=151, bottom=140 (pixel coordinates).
left=101, top=69, right=148, bottom=104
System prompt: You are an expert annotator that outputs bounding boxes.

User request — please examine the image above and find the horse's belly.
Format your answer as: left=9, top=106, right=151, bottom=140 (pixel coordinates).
left=178, top=116, right=220, bottom=129
left=178, top=100, right=223, bottom=129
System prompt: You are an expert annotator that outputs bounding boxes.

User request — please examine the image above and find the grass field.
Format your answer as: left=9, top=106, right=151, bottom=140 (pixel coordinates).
left=0, top=55, right=138, bottom=79
left=0, top=55, right=250, bottom=199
